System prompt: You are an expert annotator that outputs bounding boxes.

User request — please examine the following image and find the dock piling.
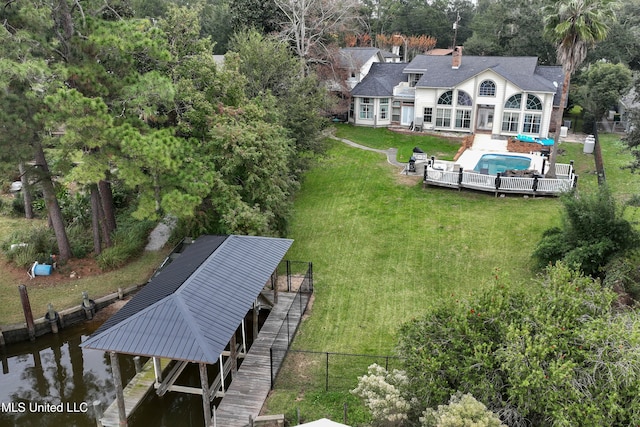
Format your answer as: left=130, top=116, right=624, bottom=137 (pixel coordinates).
left=19, top=285, right=35, bottom=341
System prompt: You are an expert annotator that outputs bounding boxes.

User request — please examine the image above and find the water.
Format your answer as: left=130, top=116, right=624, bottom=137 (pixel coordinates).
left=0, top=323, right=135, bottom=427
left=0, top=311, right=264, bottom=427
left=473, top=154, right=532, bottom=175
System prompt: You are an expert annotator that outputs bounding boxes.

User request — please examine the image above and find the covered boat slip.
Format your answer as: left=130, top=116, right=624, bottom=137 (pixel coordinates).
left=81, top=235, right=309, bottom=427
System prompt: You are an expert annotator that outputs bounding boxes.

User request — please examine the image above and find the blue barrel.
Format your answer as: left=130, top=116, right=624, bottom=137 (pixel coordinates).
left=34, top=264, right=53, bottom=276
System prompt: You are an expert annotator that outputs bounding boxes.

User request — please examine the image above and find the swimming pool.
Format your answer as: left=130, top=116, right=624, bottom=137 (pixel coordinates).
left=473, top=154, right=532, bottom=175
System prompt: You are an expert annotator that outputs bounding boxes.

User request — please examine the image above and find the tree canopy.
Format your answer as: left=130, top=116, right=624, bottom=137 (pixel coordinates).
left=394, top=263, right=640, bottom=426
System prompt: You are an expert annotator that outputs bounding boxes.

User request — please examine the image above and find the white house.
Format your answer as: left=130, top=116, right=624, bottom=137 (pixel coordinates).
left=339, top=47, right=387, bottom=90
left=350, top=47, right=565, bottom=139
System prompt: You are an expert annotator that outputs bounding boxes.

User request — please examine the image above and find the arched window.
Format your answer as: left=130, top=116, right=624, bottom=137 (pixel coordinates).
left=504, top=94, right=522, bottom=109
left=457, top=90, right=472, bottom=106
left=526, top=94, right=542, bottom=110
left=438, top=90, right=453, bottom=105
left=479, top=80, right=496, bottom=97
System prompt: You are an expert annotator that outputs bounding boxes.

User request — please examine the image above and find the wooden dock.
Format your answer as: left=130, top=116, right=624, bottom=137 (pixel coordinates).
left=100, top=358, right=169, bottom=427
left=214, top=293, right=301, bottom=427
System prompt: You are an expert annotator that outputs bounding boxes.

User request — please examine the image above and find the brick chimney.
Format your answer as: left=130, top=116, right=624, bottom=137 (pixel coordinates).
left=452, top=46, right=462, bottom=69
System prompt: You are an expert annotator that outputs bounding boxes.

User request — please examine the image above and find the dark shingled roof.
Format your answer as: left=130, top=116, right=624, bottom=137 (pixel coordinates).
left=405, top=55, right=560, bottom=94
left=350, top=62, right=408, bottom=97
left=81, top=235, right=293, bottom=364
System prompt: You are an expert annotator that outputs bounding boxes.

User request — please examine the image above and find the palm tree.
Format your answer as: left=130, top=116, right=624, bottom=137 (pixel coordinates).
left=543, top=0, right=616, bottom=178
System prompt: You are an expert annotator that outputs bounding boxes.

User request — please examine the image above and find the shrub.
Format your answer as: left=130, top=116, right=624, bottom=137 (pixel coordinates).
left=533, top=186, right=640, bottom=277
left=397, top=263, right=640, bottom=427
left=96, top=219, right=154, bottom=270
left=421, top=393, right=505, bottom=427
left=352, top=364, right=411, bottom=426
left=66, top=223, right=93, bottom=259
left=1, top=226, right=57, bottom=267
left=603, top=253, right=640, bottom=303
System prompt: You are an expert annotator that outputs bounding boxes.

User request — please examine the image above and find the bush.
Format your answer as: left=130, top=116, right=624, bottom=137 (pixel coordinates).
left=533, top=186, right=640, bottom=277
left=603, top=253, right=640, bottom=303
left=66, top=223, right=94, bottom=259
left=352, top=364, right=411, bottom=426
left=1, top=226, right=57, bottom=267
left=96, top=219, right=154, bottom=270
left=421, top=393, right=505, bottom=427
left=397, top=263, right=640, bottom=427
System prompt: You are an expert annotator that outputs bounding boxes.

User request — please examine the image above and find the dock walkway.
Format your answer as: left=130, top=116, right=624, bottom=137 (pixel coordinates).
left=214, top=293, right=300, bottom=427
left=100, top=358, right=169, bottom=426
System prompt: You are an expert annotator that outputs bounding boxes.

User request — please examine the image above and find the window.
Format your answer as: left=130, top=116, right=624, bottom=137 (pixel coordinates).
left=380, top=98, right=389, bottom=120
left=436, top=108, right=452, bottom=127
left=457, top=91, right=472, bottom=106
left=455, top=110, right=472, bottom=129
left=502, top=112, right=519, bottom=132
left=523, top=114, right=541, bottom=133
left=479, top=80, right=496, bottom=97
left=359, top=97, right=373, bottom=120
left=505, top=94, right=522, bottom=109
left=526, top=94, right=542, bottom=110
left=392, top=101, right=401, bottom=122
left=438, top=91, right=453, bottom=105
left=423, top=107, right=433, bottom=123
left=410, top=73, right=423, bottom=87
left=349, top=99, right=354, bottom=120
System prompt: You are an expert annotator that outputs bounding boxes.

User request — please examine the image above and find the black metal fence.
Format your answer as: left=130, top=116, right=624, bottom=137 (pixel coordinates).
left=271, top=349, right=403, bottom=392
left=269, top=261, right=313, bottom=387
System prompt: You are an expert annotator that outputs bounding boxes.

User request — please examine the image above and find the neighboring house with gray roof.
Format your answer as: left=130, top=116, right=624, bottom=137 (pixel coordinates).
left=339, top=47, right=386, bottom=90
left=350, top=47, right=565, bottom=139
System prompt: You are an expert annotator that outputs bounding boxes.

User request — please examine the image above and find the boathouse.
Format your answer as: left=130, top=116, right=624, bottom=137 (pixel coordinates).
left=81, top=234, right=308, bottom=426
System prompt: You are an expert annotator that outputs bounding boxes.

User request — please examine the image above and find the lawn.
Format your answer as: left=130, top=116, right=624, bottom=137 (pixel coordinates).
left=264, top=127, right=640, bottom=424
left=0, top=212, right=168, bottom=325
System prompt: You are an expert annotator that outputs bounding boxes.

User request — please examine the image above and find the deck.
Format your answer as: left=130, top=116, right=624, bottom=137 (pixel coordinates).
left=422, top=158, right=576, bottom=196
left=100, top=358, right=170, bottom=427
left=214, top=292, right=300, bottom=427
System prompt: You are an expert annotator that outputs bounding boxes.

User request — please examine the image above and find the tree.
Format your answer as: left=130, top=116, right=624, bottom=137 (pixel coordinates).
left=543, top=0, right=616, bottom=178
left=587, top=0, right=640, bottom=70
left=574, top=61, right=633, bottom=121
left=397, top=263, right=640, bottom=426
left=40, top=89, right=118, bottom=253
left=0, top=0, right=73, bottom=261
left=275, top=0, right=360, bottom=64
left=229, top=28, right=329, bottom=174
left=465, top=0, right=555, bottom=61
left=623, top=78, right=640, bottom=170
left=533, top=186, right=640, bottom=277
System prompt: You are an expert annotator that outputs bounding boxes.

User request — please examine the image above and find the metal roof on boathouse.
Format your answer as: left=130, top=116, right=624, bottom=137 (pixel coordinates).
left=81, top=235, right=293, bottom=364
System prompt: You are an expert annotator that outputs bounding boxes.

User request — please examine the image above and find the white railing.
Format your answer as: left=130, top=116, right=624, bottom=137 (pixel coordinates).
left=426, top=169, right=458, bottom=186
left=554, top=163, right=573, bottom=178
left=461, top=172, right=495, bottom=188
left=500, top=177, right=536, bottom=192
left=424, top=162, right=576, bottom=196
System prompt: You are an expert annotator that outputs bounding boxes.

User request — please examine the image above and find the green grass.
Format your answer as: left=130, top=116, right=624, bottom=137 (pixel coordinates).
left=334, top=123, right=461, bottom=162
left=265, top=128, right=640, bottom=424
left=0, top=250, right=167, bottom=325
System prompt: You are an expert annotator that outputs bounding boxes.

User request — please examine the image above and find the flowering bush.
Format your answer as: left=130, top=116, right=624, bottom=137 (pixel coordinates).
left=352, top=363, right=411, bottom=426
left=421, top=393, right=505, bottom=427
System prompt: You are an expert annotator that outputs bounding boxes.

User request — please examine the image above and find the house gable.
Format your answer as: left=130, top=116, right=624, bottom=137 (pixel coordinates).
left=340, top=48, right=386, bottom=89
